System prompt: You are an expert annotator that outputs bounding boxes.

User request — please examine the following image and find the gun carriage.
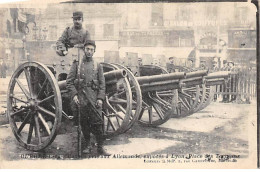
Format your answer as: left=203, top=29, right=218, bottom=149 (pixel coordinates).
left=6, top=47, right=229, bottom=151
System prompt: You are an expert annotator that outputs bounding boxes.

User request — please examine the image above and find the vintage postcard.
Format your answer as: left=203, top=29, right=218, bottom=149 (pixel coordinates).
left=0, top=0, right=258, bottom=169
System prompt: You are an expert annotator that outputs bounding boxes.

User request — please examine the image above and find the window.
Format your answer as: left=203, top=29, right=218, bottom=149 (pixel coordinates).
left=49, top=25, right=57, bottom=41
left=103, top=24, right=114, bottom=37
left=175, top=5, right=191, bottom=21
left=151, top=4, right=163, bottom=26
left=85, top=24, right=95, bottom=37
left=125, top=7, right=139, bottom=29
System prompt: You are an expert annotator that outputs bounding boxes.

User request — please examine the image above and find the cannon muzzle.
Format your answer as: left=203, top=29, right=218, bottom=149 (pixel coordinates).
left=204, top=71, right=230, bottom=80
left=104, top=69, right=127, bottom=85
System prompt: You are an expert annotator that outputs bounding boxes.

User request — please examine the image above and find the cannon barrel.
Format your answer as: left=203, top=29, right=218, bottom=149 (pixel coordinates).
left=136, top=72, right=185, bottom=85
left=204, top=71, right=230, bottom=80
left=58, top=69, right=127, bottom=91
left=185, top=70, right=208, bottom=78
left=104, top=69, right=127, bottom=84
left=205, top=78, right=226, bottom=86
left=181, top=76, right=205, bottom=87
left=140, top=79, right=181, bottom=92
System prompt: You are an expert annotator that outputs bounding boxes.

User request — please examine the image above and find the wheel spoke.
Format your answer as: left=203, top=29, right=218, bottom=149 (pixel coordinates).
left=34, top=114, right=42, bottom=144
left=38, top=112, right=51, bottom=135
left=115, top=116, right=121, bottom=127
left=17, top=111, right=31, bottom=134
left=15, top=78, right=30, bottom=99
left=108, top=118, right=116, bottom=131
left=109, top=98, right=128, bottom=105
left=179, top=97, right=190, bottom=110
left=115, top=104, right=126, bottom=114
left=153, top=103, right=164, bottom=120
left=38, top=106, right=56, bottom=118
left=10, top=108, right=27, bottom=117
left=38, top=95, right=54, bottom=104
left=27, top=116, right=34, bottom=144
left=138, top=108, right=145, bottom=120
left=37, top=78, right=48, bottom=98
left=24, top=67, right=33, bottom=97
left=11, top=95, right=28, bottom=104
left=148, top=108, right=153, bottom=124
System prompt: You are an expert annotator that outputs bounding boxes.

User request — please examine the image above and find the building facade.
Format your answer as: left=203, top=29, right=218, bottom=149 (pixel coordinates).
left=0, top=2, right=256, bottom=71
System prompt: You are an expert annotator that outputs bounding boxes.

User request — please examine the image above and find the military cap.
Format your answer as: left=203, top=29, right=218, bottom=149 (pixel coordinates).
left=72, top=11, right=83, bottom=18
left=169, top=56, right=176, bottom=60
left=84, top=40, right=96, bottom=49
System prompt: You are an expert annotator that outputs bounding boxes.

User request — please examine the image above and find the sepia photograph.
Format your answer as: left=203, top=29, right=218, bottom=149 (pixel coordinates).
left=0, top=0, right=258, bottom=169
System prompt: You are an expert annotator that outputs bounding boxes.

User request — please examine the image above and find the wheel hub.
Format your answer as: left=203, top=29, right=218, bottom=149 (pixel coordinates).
left=28, top=99, right=37, bottom=111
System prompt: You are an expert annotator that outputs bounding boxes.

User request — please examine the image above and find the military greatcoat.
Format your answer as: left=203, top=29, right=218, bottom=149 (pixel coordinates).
left=66, top=55, right=105, bottom=142
left=66, top=55, right=105, bottom=106
left=56, top=26, right=91, bottom=49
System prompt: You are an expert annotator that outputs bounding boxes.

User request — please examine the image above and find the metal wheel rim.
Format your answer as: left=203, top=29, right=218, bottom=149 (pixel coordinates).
left=7, top=62, right=62, bottom=151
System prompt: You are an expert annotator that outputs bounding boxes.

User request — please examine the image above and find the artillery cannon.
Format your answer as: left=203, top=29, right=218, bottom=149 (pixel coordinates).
left=6, top=47, right=229, bottom=151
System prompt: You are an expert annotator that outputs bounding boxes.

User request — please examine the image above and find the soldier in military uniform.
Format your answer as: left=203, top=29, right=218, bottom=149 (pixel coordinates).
left=66, top=40, right=109, bottom=155
left=220, top=60, right=230, bottom=103
left=56, top=11, right=91, bottom=56
left=166, top=56, right=176, bottom=73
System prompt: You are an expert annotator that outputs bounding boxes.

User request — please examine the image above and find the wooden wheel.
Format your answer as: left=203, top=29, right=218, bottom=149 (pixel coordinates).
left=101, top=63, right=133, bottom=137
left=138, top=65, right=173, bottom=127
left=7, top=62, right=62, bottom=151
left=192, top=84, right=207, bottom=113
left=112, top=63, right=142, bottom=132
left=197, top=85, right=214, bottom=111
left=174, top=85, right=201, bottom=117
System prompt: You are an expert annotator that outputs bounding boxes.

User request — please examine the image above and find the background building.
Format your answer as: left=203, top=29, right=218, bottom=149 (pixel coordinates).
left=0, top=2, right=256, bottom=71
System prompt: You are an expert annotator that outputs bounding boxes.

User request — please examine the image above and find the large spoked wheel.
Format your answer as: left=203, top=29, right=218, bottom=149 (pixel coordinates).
left=138, top=65, right=173, bottom=127
left=197, top=85, right=214, bottom=111
left=173, top=85, right=201, bottom=117
left=7, top=62, right=62, bottom=151
left=192, top=84, right=207, bottom=113
left=112, top=63, right=142, bottom=132
left=102, top=63, right=132, bottom=138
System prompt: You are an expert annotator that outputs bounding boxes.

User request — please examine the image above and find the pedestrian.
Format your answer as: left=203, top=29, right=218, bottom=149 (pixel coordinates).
left=56, top=11, right=91, bottom=56
left=0, top=60, right=8, bottom=78
left=66, top=40, right=109, bottom=155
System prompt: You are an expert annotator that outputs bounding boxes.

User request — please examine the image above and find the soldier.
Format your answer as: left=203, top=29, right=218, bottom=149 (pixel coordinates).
left=220, top=60, right=230, bottom=103
left=211, top=60, right=219, bottom=102
left=199, top=60, right=208, bottom=70
left=138, top=57, right=143, bottom=66
left=56, top=11, right=91, bottom=56
left=66, top=40, right=109, bottom=155
left=166, top=56, right=176, bottom=73
left=228, top=61, right=237, bottom=102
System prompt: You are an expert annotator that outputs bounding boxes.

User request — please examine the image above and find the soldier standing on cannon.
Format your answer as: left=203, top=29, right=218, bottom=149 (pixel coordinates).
left=56, top=11, right=91, bottom=56
left=66, top=40, right=110, bottom=156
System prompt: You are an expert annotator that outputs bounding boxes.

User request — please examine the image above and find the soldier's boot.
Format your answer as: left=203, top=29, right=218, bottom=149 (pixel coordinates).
left=97, top=139, right=110, bottom=156
left=97, top=146, right=110, bottom=156
left=82, top=141, right=91, bottom=154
